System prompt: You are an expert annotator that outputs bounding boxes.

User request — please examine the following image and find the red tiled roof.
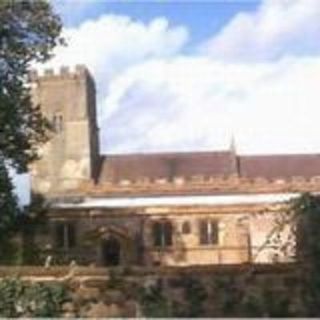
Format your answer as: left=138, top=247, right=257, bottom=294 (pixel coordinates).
left=97, top=151, right=320, bottom=184
left=239, top=154, right=320, bottom=179
left=98, top=151, right=237, bottom=183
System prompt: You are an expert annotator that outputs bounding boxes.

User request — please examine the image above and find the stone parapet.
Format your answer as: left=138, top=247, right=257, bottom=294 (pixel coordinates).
left=29, top=65, right=89, bottom=82
left=57, top=175, right=320, bottom=198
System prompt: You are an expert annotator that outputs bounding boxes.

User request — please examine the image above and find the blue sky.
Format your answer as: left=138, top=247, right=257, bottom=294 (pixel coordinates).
left=54, top=1, right=260, bottom=48
left=16, top=0, right=320, bottom=203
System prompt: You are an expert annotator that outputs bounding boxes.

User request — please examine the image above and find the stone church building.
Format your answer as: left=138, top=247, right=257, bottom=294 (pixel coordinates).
left=29, top=66, right=320, bottom=267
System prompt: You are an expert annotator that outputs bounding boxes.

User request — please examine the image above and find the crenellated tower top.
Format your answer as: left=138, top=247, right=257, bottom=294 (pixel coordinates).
left=30, top=64, right=100, bottom=195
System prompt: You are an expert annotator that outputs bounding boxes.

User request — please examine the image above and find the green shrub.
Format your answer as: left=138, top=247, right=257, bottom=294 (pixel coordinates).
left=0, top=278, right=69, bottom=317
left=137, top=279, right=171, bottom=317
left=170, top=275, right=207, bottom=317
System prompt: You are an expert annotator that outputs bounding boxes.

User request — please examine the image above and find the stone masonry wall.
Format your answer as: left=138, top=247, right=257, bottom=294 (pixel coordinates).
left=35, top=202, right=293, bottom=267
left=0, top=264, right=301, bottom=317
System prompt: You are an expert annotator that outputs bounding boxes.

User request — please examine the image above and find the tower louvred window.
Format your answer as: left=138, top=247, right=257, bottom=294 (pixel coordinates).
left=58, top=115, right=63, bottom=131
left=52, top=113, right=63, bottom=132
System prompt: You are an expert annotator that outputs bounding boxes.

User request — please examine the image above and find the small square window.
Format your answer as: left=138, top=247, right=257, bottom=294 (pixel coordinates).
left=199, top=220, right=218, bottom=245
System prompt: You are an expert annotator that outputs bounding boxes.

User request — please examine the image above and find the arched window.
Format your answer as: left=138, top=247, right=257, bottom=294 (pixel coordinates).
left=152, top=221, right=173, bottom=247
left=182, top=221, right=191, bottom=234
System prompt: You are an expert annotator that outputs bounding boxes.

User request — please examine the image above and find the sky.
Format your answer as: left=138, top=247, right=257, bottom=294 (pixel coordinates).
left=15, top=0, right=320, bottom=202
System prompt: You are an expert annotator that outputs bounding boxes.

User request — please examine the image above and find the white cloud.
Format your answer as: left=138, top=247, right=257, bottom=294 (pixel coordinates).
left=40, top=14, right=188, bottom=99
left=200, top=0, right=320, bottom=61
left=102, top=56, right=320, bottom=154
left=37, top=14, right=189, bottom=137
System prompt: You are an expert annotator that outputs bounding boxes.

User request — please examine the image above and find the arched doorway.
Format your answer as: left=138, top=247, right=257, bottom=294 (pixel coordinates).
left=102, top=237, right=121, bottom=266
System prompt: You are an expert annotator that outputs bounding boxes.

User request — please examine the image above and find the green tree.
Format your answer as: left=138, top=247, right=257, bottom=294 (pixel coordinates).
left=0, top=0, right=62, bottom=170
left=245, top=193, right=320, bottom=317
left=0, top=162, right=19, bottom=263
left=292, top=193, right=320, bottom=316
left=0, top=0, right=63, bottom=262
left=15, top=193, right=49, bottom=265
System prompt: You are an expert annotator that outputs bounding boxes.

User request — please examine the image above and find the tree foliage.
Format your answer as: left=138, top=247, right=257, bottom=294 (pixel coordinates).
left=15, top=193, right=49, bottom=265
left=0, top=0, right=63, bottom=263
left=290, top=193, right=320, bottom=316
left=239, top=193, right=320, bottom=317
left=0, top=0, right=63, bottom=171
left=0, top=162, right=19, bottom=263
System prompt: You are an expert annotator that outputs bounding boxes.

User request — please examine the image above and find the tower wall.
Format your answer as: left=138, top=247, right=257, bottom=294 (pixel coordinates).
left=30, top=65, right=100, bottom=195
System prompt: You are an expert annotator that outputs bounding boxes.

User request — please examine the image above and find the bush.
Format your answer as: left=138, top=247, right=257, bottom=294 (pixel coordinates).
left=137, top=279, right=171, bottom=317
left=0, top=278, right=69, bottom=317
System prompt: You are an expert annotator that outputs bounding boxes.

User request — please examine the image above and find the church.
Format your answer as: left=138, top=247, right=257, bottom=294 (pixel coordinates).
left=29, top=65, right=320, bottom=267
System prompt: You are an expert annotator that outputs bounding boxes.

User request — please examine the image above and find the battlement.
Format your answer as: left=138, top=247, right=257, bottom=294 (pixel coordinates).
left=29, top=64, right=90, bottom=82
left=56, top=174, right=320, bottom=198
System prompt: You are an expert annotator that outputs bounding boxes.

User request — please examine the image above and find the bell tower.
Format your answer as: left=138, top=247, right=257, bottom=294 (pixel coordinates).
left=30, top=65, right=100, bottom=196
